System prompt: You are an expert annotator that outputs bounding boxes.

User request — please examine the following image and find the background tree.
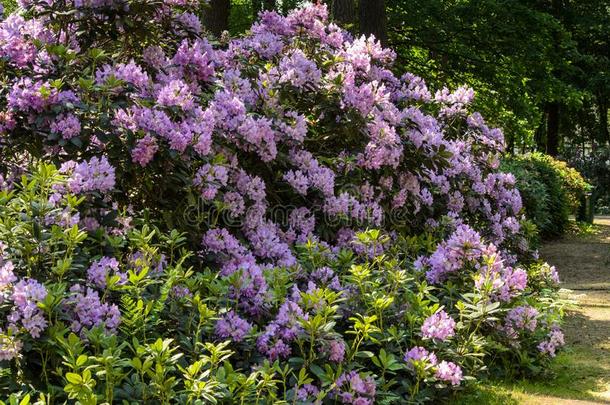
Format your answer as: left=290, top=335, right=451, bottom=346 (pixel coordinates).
left=203, top=0, right=231, bottom=36
left=332, top=0, right=356, bottom=26
left=359, top=0, right=387, bottom=44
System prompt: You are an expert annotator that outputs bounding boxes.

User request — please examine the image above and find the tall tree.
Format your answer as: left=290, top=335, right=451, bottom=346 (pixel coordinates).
left=546, top=102, right=561, bottom=156
left=359, top=0, right=387, bottom=45
left=333, top=0, right=356, bottom=26
left=387, top=0, right=581, bottom=151
left=203, top=0, right=230, bottom=37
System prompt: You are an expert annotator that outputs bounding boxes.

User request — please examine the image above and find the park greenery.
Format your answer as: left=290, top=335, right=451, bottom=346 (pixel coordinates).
left=0, top=0, right=606, bottom=404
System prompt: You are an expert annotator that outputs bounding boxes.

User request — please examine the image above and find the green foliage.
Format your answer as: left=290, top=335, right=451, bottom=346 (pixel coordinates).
left=0, top=163, right=566, bottom=404
left=386, top=0, right=609, bottom=152
left=1, top=0, right=16, bottom=14
left=502, top=153, right=591, bottom=239
left=567, top=145, right=610, bottom=214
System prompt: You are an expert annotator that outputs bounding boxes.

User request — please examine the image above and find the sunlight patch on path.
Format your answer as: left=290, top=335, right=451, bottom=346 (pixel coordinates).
left=536, top=217, right=610, bottom=404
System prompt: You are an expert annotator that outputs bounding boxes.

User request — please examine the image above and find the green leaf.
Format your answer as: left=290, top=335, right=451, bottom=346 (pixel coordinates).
left=65, top=373, right=82, bottom=384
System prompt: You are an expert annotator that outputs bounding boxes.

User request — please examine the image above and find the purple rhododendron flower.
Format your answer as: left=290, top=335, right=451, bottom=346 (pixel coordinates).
left=333, top=371, right=376, bottom=405
left=215, top=310, right=252, bottom=342
left=434, top=360, right=463, bottom=386
left=538, top=325, right=565, bottom=357
left=87, top=257, right=125, bottom=289
left=404, top=346, right=437, bottom=367
left=421, top=310, right=456, bottom=341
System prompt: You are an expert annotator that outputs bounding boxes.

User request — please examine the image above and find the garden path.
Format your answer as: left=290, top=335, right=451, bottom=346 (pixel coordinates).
left=535, top=217, right=610, bottom=404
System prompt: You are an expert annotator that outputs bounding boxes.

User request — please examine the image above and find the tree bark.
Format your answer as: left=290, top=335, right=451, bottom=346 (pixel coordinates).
left=598, top=95, right=609, bottom=145
left=534, top=113, right=546, bottom=152
left=358, top=0, right=387, bottom=45
left=333, top=0, right=356, bottom=26
left=203, top=0, right=230, bottom=37
left=546, top=102, right=560, bottom=156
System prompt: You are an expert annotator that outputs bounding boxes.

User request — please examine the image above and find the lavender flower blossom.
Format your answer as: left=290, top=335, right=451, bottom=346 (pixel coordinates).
left=421, top=310, right=456, bottom=341
left=215, top=310, right=252, bottom=342
left=434, top=361, right=463, bottom=386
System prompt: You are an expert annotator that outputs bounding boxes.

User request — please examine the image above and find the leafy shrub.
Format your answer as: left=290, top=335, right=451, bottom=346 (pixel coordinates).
left=567, top=146, right=610, bottom=214
left=0, top=1, right=16, bottom=16
left=0, top=164, right=565, bottom=404
left=502, top=153, right=590, bottom=239
left=0, top=2, right=567, bottom=403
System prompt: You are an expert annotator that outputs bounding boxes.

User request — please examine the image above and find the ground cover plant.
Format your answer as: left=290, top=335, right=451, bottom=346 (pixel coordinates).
left=0, top=2, right=567, bottom=403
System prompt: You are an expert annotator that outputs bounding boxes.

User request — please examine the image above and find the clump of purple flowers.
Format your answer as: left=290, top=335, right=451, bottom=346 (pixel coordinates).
left=537, top=325, right=565, bottom=357
left=421, top=310, right=456, bottom=341
left=332, top=371, right=376, bottom=405
left=404, top=346, right=438, bottom=368
left=505, top=305, right=539, bottom=333
left=65, top=285, right=121, bottom=334
left=9, top=278, right=48, bottom=338
left=424, top=224, right=485, bottom=283
left=60, top=156, right=116, bottom=194
left=295, top=384, right=319, bottom=402
left=87, top=256, right=126, bottom=289
left=434, top=360, right=463, bottom=386
left=0, top=331, right=23, bottom=361
left=0, top=260, right=17, bottom=303
left=257, top=298, right=306, bottom=360
left=326, top=339, right=346, bottom=363
left=215, top=310, right=252, bottom=342
left=50, top=113, right=81, bottom=139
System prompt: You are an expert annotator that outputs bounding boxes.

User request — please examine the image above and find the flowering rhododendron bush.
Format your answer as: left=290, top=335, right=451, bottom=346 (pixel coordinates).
left=0, top=2, right=566, bottom=403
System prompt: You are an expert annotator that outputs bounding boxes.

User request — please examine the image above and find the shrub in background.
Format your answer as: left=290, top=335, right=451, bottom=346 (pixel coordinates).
left=567, top=146, right=610, bottom=215
left=502, top=153, right=590, bottom=239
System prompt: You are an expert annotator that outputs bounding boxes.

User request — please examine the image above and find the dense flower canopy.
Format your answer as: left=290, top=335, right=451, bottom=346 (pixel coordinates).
left=0, top=2, right=565, bottom=403
left=1, top=1, right=527, bottom=262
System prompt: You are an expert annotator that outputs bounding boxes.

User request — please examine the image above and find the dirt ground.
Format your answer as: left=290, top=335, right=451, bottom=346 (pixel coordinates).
left=541, top=218, right=610, bottom=351
left=539, top=217, right=610, bottom=403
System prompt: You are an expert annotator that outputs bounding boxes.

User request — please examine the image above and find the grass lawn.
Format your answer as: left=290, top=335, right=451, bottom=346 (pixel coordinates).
left=459, top=345, right=610, bottom=404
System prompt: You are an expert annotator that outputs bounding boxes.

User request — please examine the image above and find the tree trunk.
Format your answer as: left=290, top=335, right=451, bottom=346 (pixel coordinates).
left=506, top=132, right=515, bottom=154
left=546, top=102, right=560, bottom=156
left=358, top=0, right=387, bottom=45
left=333, top=0, right=356, bottom=26
left=534, top=113, right=546, bottom=152
left=598, top=95, right=609, bottom=145
left=203, top=0, right=230, bottom=37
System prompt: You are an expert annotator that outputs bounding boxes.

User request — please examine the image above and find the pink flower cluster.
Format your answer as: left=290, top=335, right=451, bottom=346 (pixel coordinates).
left=0, top=260, right=48, bottom=360
left=333, top=371, right=376, bottom=405
left=421, top=310, right=456, bottom=341
left=64, top=285, right=121, bottom=334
